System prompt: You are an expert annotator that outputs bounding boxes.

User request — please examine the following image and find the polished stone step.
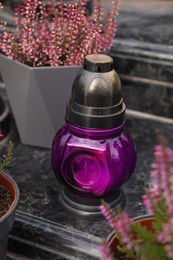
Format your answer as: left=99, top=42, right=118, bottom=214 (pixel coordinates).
left=116, top=0, right=173, bottom=46
left=121, top=74, right=173, bottom=119
left=8, top=211, right=100, bottom=260
left=109, top=39, right=173, bottom=83
left=106, top=39, right=173, bottom=119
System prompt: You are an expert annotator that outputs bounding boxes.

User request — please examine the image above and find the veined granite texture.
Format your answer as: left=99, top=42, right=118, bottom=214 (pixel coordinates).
left=121, top=75, right=173, bottom=119
left=116, top=0, right=173, bottom=46
left=107, top=40, right=173, bottom=119
left=8, top=211, right=100, bottom=260
left=3, top=113, right=173, bottom=259
left=108, top=39, right=173, bottom=83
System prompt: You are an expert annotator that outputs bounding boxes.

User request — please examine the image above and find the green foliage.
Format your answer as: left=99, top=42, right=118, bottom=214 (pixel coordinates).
left=117, top=219, right=168, bottom=260
left=132, top=222, right=164, bottom=259
left=139, top=242, right=167, bottom=260
left=153, top=199, right=168, bottom=229
left=132, top=222, right=156, bottom=243
left=0, top=141, right=14, bottom=173
left=116, top=236, right=136, bottom=259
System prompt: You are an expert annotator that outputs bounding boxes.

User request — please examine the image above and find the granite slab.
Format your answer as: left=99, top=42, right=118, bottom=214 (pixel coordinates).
left=116, top=0, right=173, bottom=46
left=3, top=111, right=173, bottom=259
left=109, top=39, right=173, bottom=83
left=0, top=1, right=173, bottom=258
left=107, top=39, right=173, bottom=119
left=121, top=74, right=173, bottom=119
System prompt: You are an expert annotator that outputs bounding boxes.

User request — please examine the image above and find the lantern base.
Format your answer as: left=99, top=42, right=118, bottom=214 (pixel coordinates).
left=59, top=187, right=126, bottom=216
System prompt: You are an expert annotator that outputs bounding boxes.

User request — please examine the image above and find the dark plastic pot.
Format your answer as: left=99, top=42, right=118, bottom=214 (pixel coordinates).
left=0, top=172, right=19, bottom=260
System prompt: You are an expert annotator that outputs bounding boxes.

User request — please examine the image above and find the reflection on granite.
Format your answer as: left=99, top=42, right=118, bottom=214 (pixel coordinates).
left=9, top=211, right=100, bottom=260
left=116, top=0, right=173, bottom=45
left=121, top=76, right=173, bottom=119
left=3, top=114, right=173, bottom=259
left=108, top=39, right=173, bottom=83
left=107, top=39, right=173, bottom=119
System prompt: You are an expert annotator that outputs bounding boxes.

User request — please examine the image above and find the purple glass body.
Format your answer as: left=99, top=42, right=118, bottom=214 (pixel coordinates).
left=51, top=121, right=137, bottom=198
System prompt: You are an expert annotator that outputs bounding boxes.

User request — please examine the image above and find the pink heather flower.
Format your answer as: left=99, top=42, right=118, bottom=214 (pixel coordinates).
left=158, top=217, right=173, bottom=258
left=99, top=201, right=117, bottom=230
left=0, top=130, right=3, bottom=137
left=164, top=244, right=173, bottom=258
left=140, top=256, right=147, bottom=260
left=115, top=212, right=135, bottom=250
left=149, top=143, right=173, bottom=216
left=142, top=189, right=160, bottom=214
left=99, top=201, right=135, bottom=250
left=0, top=0, right=121, bottom=67
left=142, top=193, right=154, bottom=213
left=143, top=141, right=173, bottom=259
left=99, top=243, right=114, bottom=260
left=100, top=141, right=173, bottom=260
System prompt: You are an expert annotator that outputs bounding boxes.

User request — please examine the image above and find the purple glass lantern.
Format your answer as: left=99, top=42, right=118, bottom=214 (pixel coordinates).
left=51, top=54, right=137, bottom=215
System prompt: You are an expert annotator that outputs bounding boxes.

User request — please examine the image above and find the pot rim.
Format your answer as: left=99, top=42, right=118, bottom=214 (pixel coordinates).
left=107, top=213, right=155, bottom=242
left=0, top=96, right=11, bottom=146
left=0, top=172, right=19, bottom=223
left=0, top=96, right=9, bottom=122
left=0, top=53, right=82, bottom=70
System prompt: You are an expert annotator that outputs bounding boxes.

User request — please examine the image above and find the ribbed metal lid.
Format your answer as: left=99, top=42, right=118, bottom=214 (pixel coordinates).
left=66, top=54, right=126, bottom=129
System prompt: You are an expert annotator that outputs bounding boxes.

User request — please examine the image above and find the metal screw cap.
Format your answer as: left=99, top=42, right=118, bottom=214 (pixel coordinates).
left=66, top=54, right=126, bottom=129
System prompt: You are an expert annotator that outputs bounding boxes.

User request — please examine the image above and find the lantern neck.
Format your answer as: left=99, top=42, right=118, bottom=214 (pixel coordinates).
left=66, top=121, right=124, bottom=139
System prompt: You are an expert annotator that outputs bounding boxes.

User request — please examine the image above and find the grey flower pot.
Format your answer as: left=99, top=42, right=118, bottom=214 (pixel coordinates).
left=0, top=54, right=81, bottom=148
left=0, top=95, right=11, bottom=146
left=0, top=172, right=19, bottom=260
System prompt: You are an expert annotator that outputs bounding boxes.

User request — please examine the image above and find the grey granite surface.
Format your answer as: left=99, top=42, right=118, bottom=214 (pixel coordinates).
left=121, top=75, right=173, bottom=119
left=116, top=0, right=173, bottom=46
left=109, top=39, right=173, bottom=83
left=3, top=112, right=173, bottom=259
left=0, top=1, right=173, bottom=258
left=107, top=39, right=173, bottom=119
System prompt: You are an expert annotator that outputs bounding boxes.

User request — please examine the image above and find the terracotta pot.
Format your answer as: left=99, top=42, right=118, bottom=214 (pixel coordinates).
left=0, top=172, right=19, bottom=260
left=108, top=215, right=155, bottom=259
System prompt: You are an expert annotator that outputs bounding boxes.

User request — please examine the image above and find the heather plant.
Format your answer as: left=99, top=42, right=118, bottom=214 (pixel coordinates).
left=99, top=139, right=173, bottom=260
left=0, top=0, right=121, bottom=67
left=0, top=130, right=14, bottom=218
left=0, top=130, right=13, bottom=173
